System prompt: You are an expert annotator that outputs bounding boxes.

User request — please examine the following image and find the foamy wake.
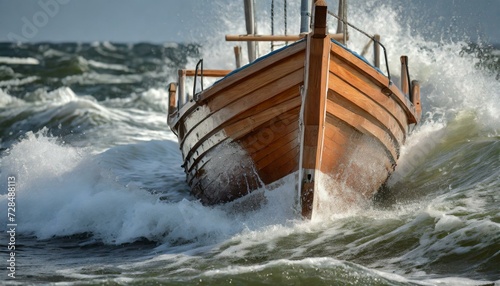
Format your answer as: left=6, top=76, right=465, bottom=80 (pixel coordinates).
left=0, top=131, right=298, bottom=245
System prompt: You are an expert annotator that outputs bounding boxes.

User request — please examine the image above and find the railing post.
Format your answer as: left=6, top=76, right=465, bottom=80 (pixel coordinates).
left=193, top=59, right=204, bottom=101
left=178, top=69, right=187, bottom=108
left=373, top=34, right=380, bottom=68
left=168, top=82, right=177, bottom=116
left=234, top=46, right=242, bottom=68
left=400, top=56, right=409, bottom=96
left=411, top=80, right=421, bottom=120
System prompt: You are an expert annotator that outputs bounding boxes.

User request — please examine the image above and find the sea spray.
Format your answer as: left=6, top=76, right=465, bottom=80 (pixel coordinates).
left=0, top=130, right=300, bottom=246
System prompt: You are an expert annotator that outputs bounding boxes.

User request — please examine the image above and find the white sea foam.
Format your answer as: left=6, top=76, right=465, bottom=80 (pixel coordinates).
left=0, top=56, right=40, bottom=65
left=0, top=131, right=299, bottom=245
left=0, top=89, right=23, bottom=106
left=0, top=76, right=39, bottom=87
left=62, top=72, right=142, bottom=85
left=87, top=59, right=130, bottom=72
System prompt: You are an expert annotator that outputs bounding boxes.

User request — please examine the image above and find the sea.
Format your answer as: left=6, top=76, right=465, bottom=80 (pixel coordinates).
left=0, top=1, right=499, bottom=285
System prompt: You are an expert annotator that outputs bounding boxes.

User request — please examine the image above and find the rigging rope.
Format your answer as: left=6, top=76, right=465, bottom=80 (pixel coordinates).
left=284, top=0, right=288, bottom=45
left=271, top=0, right=274, bottom=51
left=270, top=0, right=288, bottom=51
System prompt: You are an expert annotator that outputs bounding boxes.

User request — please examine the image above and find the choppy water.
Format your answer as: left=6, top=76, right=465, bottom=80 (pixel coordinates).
left=1, top=1, right=499, bottom=285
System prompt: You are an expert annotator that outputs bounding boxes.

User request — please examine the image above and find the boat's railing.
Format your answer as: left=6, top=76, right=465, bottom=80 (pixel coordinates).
left=168, top=63, right=231, bottom=115
left=327, top=8, right=421, bottom=112
left=193, top=59, right=204, bottom=101
left=327, top=10, right=392, bottom=86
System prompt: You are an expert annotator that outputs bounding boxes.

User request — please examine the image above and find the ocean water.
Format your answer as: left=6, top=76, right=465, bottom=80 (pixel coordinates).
left=1, top=1, right=499, bottom=285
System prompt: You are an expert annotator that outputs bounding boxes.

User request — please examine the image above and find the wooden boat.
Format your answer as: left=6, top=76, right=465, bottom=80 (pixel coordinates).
left=167, top=0, right=421, bottom=218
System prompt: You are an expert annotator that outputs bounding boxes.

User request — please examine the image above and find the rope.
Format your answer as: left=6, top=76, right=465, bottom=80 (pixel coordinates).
left=271, top=0, right=274, bottom=51
left=270, top=0, right=288, bottom=50
left=284, top=0, right=288, bottom=45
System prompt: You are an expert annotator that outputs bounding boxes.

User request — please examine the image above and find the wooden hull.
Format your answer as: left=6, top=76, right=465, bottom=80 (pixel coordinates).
left=168, top=3, right=420, bottom=218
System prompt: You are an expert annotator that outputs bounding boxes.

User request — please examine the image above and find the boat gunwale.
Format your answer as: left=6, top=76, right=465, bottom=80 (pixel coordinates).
left=170, top=37, right=418, bottom=134
left=329, top=40, right=418, bottom=124
left=168, top=40, right=307, bottom=130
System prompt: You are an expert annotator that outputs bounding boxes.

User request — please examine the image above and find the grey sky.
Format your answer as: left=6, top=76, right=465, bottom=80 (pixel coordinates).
left=0, top=0, right=499, bottom=44
left=0, top=0, right=213, bottom=43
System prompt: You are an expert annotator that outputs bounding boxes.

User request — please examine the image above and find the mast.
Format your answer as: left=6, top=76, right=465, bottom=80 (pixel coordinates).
left=300, top=0, right=311, bottom=33
left=244, top=0, right=257, bottom=62
left=336, top=0, right=348, bottom=44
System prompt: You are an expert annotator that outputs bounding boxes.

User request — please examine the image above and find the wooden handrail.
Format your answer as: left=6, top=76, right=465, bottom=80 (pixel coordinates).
left=225, top=33, right=347, bottom=42
left=183, top=69, right=232, bottom=77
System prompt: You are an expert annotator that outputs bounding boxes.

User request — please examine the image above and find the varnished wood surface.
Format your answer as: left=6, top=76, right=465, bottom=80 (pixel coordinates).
left=167, top=4, right=420, bottom=215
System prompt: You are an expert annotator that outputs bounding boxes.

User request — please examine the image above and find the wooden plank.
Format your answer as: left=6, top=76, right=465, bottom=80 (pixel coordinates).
left=225, top=33, right=346, bottom=42
left=169, top=41, right=307, bottom=130
left=208, top=53, right=304, bottom=112
left=180, top=68, right=303, bottom=160
left=226, top=96, right=302, bottom=139
left=329, top=55, right=408, bottom=134
left=255, top=134, right=298, bottom=173
left=184, top=89, right=300, bottom=174
left=199, top=41, right=306, bottom=102
left=330, top=43, right=418, bottom=124
left=247, top=111, right=299, bottom=160
left=321, top=117, right=357, bottom=174
left=326, top=99, right=399, bottom=161
left=182, top=83, right=301, bottom=174
left=184, top=69, right=232, bottom=77
left=259, top=150, right=300, bottom=183
left=327, top=76, right=406, bottom=144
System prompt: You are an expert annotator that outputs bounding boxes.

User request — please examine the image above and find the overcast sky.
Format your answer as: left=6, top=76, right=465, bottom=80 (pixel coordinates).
left=0, top=0, right=499, bottom=44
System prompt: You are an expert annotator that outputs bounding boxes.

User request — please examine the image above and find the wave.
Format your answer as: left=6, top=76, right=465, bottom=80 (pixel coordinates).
left=0, top=56, right=39, bottom=65
left=0, top=41, right=200, bottom=100
left=0, top=130, right=298, bottom=246
left=0, top=87, right=128, bottom=148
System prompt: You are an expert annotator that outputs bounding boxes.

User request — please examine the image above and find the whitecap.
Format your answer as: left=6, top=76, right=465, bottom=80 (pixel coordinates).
left=0, top=56, right=40, bottom=65
left=0, top=76, right=39, bottom=87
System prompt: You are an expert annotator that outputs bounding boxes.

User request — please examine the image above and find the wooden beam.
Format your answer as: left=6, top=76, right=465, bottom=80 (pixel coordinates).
left=374, top=34, right=380, bottom=68
left=183, top=69, right=232, bottom=77
left=400, top=56, right=409, bottom=96
left=411, top=80, right=421, bottom=122
left=234, top=46, right=242, bottom=68
left=225, top=33, right=346, bottom=42
left=168, top=82, right=177, bottom=116
left=300, top=0, right=330, bottom=219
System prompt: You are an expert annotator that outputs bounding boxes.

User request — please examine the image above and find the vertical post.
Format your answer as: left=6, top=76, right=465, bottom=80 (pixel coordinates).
left=342, top=0, right=348, bottom=44
left=300, top=0, right=311, bottom=33
left=411, top=80, right=421, bottom=120
left=336, top=0, right=345, bottom=34
left=400, top=56, right=409, bottom=96
left=168, top=82, right=177, bottom=116
left=336, top=0, right=348, bottom=44
left=373, top=34, right=380, bottom=68
left=234, top=46, right=242, bottom=68
left=300, top=0, right=329, bottom=219
left=178, top=69, right=187, bottom=108
left=244, top=0, right=257, bottom=62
